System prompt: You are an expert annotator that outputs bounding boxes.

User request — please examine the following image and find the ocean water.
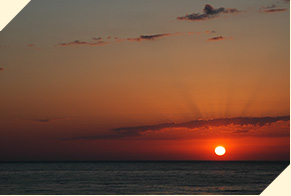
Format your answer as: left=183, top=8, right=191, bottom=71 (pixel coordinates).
left=0, top=161, right=288, bottom=195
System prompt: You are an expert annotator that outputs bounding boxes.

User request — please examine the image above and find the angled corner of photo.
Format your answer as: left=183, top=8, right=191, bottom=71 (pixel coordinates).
left=0, top=0, right=31, bottom=31
left=0, top=0, right=290, bottom=195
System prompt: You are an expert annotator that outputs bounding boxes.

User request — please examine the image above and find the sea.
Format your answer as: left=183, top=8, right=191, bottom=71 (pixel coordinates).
left=0, top=161, right=289, bottom=195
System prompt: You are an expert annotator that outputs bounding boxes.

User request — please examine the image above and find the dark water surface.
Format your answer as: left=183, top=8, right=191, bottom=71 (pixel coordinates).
left=0, top=161, right=289, bottom=195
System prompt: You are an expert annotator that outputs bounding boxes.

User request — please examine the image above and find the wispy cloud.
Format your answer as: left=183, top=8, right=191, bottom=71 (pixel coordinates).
left=262, top=8, right=288, bottom=13
left=128, top=33, right=174, bottom=42
left=207, top=36, right=228, bottom=41
left=57, top=31, right=207, bottom=46
left=116, top=32, right=199, bottom=43
left=259, top=4, right=288, bottom=13
left=58, top=40, right=108, bottom=47
left=177, top=4, right=242, bottom=21
left=63, top=116, right=290, bottom=140
left=113, top=116, right=289, bottom=132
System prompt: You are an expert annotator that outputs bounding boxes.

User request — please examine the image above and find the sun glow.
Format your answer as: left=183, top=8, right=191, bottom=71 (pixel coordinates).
left=215, top=146, right=226, bottom=156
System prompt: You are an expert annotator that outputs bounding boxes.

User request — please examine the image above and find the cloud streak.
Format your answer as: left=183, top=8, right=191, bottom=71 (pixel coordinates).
left=117, top=32, right=199, bottom=43
left=58, top=40, right=108, bottom=47
left=262, top=8, right=288, bottom=13
left=127, top=33, right=174, bottom=42
left=57, top=31, right=206, bottom=46
left=207, top=36, right=228, bottom=41
left=113, top=116, right=289, bottom=132
left=177, top=4, right=241, bottom=21
left=63, top=116, right=290, bottom=140
left=259, top=4, right=288, bottom=13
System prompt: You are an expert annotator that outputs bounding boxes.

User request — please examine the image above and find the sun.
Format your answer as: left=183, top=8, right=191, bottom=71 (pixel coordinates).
left=215, top=146, right=226, bottom=156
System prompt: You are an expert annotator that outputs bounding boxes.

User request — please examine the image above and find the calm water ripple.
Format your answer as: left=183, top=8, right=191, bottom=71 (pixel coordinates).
left=0, top=161, right=288, bottom=195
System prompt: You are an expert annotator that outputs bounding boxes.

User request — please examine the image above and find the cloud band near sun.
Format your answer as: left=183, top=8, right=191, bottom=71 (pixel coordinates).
left=63, top=116, right=290, bottom=140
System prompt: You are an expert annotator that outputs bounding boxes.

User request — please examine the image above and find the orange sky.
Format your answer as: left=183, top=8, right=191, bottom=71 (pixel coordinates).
left=0, top=0, right=289, bottom=161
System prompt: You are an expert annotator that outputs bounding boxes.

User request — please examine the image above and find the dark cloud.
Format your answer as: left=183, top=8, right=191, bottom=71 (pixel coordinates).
left=0, top=68, right=4, bottom=72
left=207, top=36, right=227, bottom=41
left=58, top=31, right=209, bottom=46
left=177, top=4, right=241, bottom=21
left=63, top=116, right=289, bottom=140
left=127, top=33, right=172, bottom=42
left=116, top=32, right=199, bottom=43
left=263, top=8, right=288, bottom=13
left=113, top=116, right=289, bottom=132
left=58, top=33, right=183, bottom=46
left=259, top=3, right=288, bottom=13
left=58, top=40, right=108, bottom=47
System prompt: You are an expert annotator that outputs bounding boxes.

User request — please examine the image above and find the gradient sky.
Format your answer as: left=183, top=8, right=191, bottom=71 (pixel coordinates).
left=0, top=0, right=289, bottom=161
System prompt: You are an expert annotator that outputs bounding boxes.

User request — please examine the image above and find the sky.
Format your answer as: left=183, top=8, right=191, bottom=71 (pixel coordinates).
left=0, top=0, right=290, bottom=161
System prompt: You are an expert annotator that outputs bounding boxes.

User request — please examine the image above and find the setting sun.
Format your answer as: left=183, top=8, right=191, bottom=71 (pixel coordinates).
left=215, top=146, right=226, bottom=156
left=0, top=0, right=289, bottom=195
